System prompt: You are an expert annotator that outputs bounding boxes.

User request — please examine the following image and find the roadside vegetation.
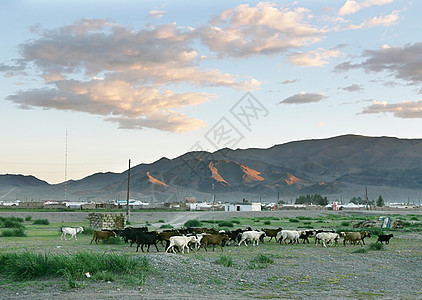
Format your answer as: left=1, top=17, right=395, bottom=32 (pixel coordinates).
left=0, top=251, right=150, bottom=288
left=0, top=211, right=420, bottom=296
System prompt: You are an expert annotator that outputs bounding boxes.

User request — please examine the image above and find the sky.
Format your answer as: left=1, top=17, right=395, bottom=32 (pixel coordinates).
left=1, top=0, right=421, bottom=184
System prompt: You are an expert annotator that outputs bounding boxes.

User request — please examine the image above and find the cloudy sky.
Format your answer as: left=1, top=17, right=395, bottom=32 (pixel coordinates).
left=1, top=0, right=421, bottom=184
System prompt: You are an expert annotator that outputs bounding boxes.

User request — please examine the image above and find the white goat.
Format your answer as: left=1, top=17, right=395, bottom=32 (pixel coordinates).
left=277, top=230, right=301, bottom=244
left=166, top=235, right=198, bottom=254
left=315, top=232, right=339, bottom=248
left=238, top=230, right=265, bottom=246
left=61, top=226, right=84, bottom=240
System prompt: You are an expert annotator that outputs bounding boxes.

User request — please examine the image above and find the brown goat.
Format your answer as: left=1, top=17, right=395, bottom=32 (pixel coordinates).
left=340, top=232, right=363, bottom=246
left=90, top=230, right=116, bottom=244
left=159, top=231, right=181, bottom=246
left=200, top=234, right=230, bottom=251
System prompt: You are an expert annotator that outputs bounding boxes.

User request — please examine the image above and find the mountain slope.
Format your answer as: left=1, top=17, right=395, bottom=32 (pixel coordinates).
left=1, top=134, right=421, bottom=202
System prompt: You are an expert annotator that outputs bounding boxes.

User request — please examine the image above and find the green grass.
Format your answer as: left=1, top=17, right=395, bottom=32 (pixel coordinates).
left=0, top=216, right=24, bottom=223
left=81, top=226, right=95, bottom=235
left=368, top=243, right=384, bottom=251
left=184, top=219, right=203, bottom=228
left=0, top=251, right=149, bottom=284
left=159, top=224, right=174, bottom=229
left=218, top=220, right=234, bottom=227
left=106, top=236, right=124, bottom=244
left=2, top=218, right=25, bottom=229
left=1, top=228, right=27, bottom=237
left=0, top=212, right=420, bottom=294
left=296, top=216, right=313, bottom=220
left=352, top=248, right=368, bottom=254
left=248, top=254, right=274, bottom=269
left=32, top=219, right=50, bottom=225
left=216, top=255, right=234, bottom=267
left=202, top=220, right=217, bottom=224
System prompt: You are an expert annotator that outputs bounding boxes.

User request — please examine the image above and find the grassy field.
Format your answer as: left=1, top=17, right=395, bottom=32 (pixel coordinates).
left=0, top=211, right=421, bottom=299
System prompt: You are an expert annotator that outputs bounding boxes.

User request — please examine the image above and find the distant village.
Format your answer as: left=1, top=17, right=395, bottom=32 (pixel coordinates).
left=0, top=196, right=420, bottom=211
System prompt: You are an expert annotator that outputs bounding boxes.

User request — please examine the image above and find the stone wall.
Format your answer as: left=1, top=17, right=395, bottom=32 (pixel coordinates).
left=88, top=213, right=126, bottom=230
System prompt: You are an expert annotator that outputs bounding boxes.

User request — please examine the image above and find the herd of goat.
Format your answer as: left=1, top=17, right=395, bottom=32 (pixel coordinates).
left=61, top=225, right=394, bottom=253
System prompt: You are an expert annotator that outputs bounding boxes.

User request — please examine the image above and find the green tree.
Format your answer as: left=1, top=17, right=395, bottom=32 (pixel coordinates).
left=295, top=194, right=328, bottom=206
left=376, top=195, right=385, bottom=207
left=350, top=196, right=364, bottom=205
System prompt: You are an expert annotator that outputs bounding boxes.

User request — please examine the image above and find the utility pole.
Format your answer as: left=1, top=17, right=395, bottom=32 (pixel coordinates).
left=365, top=187, right=369, bottom=210
left=126, top=159, right=131, bottom=223
left=64, top=130, right=68, bottom=202
left=211, top=183, right=215, bottom=211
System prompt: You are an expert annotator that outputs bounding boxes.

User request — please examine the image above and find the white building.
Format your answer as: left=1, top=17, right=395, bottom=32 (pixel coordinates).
left=224, top=202, right=261, bottom=212
left=189, top=202, right=212, bottom=211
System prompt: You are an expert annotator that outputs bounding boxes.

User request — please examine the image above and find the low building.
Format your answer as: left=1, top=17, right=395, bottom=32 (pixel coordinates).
left=11, top=201, right=43, bottom=209
left=189, top=202, right=212, bottom=211
left=224, top=202, right=261, bottom=212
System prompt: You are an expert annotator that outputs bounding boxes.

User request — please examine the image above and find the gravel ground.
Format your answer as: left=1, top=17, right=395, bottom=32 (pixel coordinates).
left=1, top=210, right=421, bottom=299
left=0, top=208, right=420, bottom=224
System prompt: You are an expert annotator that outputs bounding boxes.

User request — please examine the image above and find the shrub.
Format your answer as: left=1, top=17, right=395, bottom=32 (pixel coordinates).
left=248, top=254, right=274, bottom=269
left=7, top=216, right=24, bottom=223
left=93, top=270, right=115, bottom=282
left=341, top=221, right=350, bottom=227
left=231, top=219, right=241, bottom=224
left=216, top=255, right=234, bottom=267
left=1, top=228, right=27, bottom=237
left=218, top=220, right=234, bottom=228
left=353, top=248, right=368, bottom=254
left=0, top=251, right=146, bottom=281
left=159, top=224, right=174, bottom=229
left=184, top=219, right=202, bottom=228
left=202, top=220, right=216, bottom=224
left=263, top=220, right=271, bottom=225
left=81, top=226, right=95, bottom=235
left=410, top=216, right=419, bottom=221
left=303, top=221, right=312, bottom=225
left=289, top=218, right=299, bottom=223
left=301, top=225, right=314, bottom=229
left=158, top=219, right=165, bottom=223
left=364, top=227, right=384, bottom=236
left=336, top=227, right=353, bottom=234
left=25, top=215, right=32, bottom=222
left=368, top=243, right=384, bottom=251
left=3, top=219, right=25, bottom=229
left=296, top=216, right=313, bottom=220
left=106, top=236, right=124, bottom=244
left=32, top=219, right=50, bottom=225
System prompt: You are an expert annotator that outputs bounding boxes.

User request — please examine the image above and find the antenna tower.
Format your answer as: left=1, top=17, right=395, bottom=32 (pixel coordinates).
left=65, top=130, right=68, bottom=201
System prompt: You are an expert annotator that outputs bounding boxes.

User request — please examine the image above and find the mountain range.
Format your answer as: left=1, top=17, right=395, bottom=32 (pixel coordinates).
left=1, top=134, right=422, bottom=203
